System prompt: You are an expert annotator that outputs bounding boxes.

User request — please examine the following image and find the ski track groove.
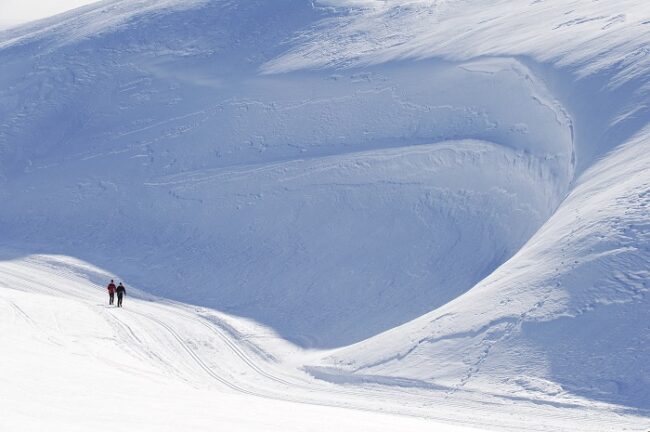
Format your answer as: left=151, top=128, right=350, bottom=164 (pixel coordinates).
left=114, top=308, right=591, bottom=432
left=127, top=309, right=258, bottom=395
left=102, top=307, right=191, bottom=380
left=196, top=316, right=295, bottom=387
left=2, top=264, right=406, bottom=409
left=105, top=299, right=650, bottom=431
left=114, top=306, right=495, bottom=428
left=2, top=257, right=644, bottom=431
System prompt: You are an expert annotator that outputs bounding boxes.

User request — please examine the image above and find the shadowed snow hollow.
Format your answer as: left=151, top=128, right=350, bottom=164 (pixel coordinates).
left=0, top=1, right=573, bottom=348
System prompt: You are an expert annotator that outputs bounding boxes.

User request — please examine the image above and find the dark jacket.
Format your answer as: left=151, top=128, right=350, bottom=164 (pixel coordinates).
left=116, top=284, right=126, bottom=295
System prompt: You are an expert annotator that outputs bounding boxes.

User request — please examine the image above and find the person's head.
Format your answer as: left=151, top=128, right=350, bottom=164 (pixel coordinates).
left=111, top=279, right=114, bottom=283
left=119, top=282, right=123, bottom=286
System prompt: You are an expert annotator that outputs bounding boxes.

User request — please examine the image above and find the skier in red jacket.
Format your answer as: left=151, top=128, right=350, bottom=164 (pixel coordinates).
left=107, top=280, right=116, bottom=305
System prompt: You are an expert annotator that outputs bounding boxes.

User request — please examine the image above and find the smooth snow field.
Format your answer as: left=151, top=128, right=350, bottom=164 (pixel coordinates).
left=0, top=0, right=649, bottom=431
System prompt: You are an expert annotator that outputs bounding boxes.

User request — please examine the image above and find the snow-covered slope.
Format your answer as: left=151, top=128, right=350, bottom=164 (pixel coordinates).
left=0, top=0, right=649, bottom=429
left=262, top=0, right=650, bottom=411
left=322, top=124, right=650, bottom=408
left=0, top=253, right=494, bottom=432
left=0, top=1, right=576, bottom=348
left=2, top=253, right=646, bottom=431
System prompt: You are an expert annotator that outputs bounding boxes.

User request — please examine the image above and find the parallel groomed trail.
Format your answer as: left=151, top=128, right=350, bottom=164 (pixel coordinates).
left=2, top=253, right=646, bottom=431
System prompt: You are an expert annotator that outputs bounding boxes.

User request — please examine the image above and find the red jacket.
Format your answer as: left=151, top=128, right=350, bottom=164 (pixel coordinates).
left=107, top=283, right=116, bottom=294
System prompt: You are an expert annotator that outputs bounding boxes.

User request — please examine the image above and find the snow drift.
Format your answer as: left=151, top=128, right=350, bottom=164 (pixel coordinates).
left=0, top=2, right=575, bottom=349
left=0, top=0, right=649, bottom=424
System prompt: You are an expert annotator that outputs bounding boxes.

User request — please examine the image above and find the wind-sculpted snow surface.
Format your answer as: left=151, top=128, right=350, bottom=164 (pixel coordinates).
left=0, top=0, right=649, bottom=428
left=0, top=13, right=575, bottom=348
left=277, top=0, right=650, bottom=412
left=270, top=0, right=650, bottom=87
left=322, top=127, right=650, bottom=408
left=267, top=0, right=650, bottom=168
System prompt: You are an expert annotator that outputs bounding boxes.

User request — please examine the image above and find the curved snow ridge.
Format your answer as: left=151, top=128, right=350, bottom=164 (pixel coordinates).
left=153, top=139, right=563, bottom=195
left=135, top=137, right=569, bottom=348
left=0, top=56, right=573, bottom=181
left=320, top=126, right=650, bottom=409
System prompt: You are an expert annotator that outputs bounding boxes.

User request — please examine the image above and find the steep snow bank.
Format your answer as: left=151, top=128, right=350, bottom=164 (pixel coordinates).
left=272, top=0, right=650, bottom=410
left=320, top=124, right=650, bottom=408
left=0, top=17, right=574, bottom=349
left=142, top=139, right=566, bottom=347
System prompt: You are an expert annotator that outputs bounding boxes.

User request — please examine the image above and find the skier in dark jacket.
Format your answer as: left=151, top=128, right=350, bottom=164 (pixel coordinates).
left=116, top=282, right=126, bottom=308
left=107, top=280, right=116, bottom=305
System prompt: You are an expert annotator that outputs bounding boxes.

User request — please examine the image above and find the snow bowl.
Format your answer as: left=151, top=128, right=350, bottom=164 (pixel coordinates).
left=0, top=44, right=575, bottom=348
left=2, top=0, right=650, bottom=421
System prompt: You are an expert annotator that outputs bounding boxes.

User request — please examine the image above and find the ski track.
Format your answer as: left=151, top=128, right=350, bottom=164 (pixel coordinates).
left=107, top=306, right=527, bottom=432
left=128, top=309, right=257, bottom=395
left=1, top=253, right=644, bottom=432
left=0, top=260, right=551, bottom=429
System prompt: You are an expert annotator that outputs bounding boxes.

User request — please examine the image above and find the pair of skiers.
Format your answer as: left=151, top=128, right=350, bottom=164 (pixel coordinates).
left=107, top=279, right=126, bottom=307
